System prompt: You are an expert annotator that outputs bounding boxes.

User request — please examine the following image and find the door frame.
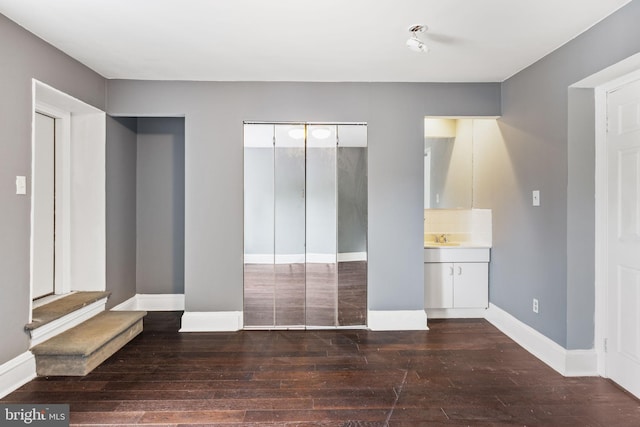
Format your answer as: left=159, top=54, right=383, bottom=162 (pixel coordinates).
left=29, top=79, right=107, bottom=320
left=594, top=67, right=640, bottom=377
left=32, top=102, right=72, bottom=299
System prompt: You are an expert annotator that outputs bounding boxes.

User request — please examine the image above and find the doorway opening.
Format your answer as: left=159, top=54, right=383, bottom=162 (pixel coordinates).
left=30, top=80, right=106, bottom=314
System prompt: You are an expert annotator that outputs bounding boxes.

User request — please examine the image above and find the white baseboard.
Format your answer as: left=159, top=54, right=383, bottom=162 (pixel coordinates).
left=111, top=294, right=185, bottom=311
left=29, top=298, right=107, bottom=347
left=244, top=252, right=367, bottom=264
left=275, top=254, right=305, bottom=264
left=427, top=308, right=487, bottom=319
left=485, top=303, right=597, bottom=376
left=337, top=252, right=367, bottom=262
left=180, top=311, right=243, bottom=332
left=0, top=352, right=36, bottom=399
left=305, top=253, right=337, bottom=263
left=368, top=310, right=428, bottom=331
left=243, top=254, right=274, bottom=264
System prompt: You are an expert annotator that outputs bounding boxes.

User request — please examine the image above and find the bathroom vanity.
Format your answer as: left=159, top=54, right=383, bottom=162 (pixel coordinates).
left=424, top=246, right=490, bottom=318
left=423, top=208, right=492, bottom=318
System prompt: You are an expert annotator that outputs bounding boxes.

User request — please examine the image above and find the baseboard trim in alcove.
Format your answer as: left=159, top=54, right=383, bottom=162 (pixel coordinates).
left=111, top=294, right=185, bottom=312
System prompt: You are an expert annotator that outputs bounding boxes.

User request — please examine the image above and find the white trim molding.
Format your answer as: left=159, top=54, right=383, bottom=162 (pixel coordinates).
left=368, top=310, right=428, bottom=331
left=0, top=352, right=36, bottom=399
left=29, top=297, right=107, bottom=347
left=180, top=311, right=243, bottom=332
left=485, top=303, right=597, bottom=377
left=111, top=294, right=185, bottom=312
left=337, top=252, right=367, bottom=262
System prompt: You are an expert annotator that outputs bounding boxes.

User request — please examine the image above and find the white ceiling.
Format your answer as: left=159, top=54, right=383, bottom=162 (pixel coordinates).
left=0, top=0, right=632, bottom=82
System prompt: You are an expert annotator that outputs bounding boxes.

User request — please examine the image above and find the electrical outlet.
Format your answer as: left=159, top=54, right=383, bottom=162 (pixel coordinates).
left=533, top=298, right=539, bottom=314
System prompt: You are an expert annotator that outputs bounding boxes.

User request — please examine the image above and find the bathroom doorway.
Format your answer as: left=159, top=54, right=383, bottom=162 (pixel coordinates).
left=243, top=122, right=368, bottom=329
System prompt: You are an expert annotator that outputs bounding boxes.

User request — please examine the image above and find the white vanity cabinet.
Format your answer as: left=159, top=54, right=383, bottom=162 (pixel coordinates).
left=424, top=247, right=490, bottom=316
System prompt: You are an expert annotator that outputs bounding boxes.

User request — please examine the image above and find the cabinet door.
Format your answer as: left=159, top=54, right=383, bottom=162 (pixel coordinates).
left=424, top=263, right=454, bottom=308
left=453, top=263, right=488, bottom=308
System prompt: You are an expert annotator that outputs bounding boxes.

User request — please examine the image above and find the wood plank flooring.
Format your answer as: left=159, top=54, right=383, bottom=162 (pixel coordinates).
left=3, top=312, right=640, bottom=426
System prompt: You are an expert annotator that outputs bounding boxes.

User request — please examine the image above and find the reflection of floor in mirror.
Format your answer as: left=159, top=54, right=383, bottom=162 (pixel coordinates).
left=243, top=261, right=367, bottom=328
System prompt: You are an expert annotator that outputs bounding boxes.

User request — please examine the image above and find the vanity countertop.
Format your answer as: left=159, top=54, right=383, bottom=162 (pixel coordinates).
left=424, top=242, right=491, bottom=249
left=424, top=245, right=491, bottom=263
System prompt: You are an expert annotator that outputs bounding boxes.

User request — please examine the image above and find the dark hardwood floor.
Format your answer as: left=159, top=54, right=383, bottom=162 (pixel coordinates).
left=3, top=312, right=639, bottom=426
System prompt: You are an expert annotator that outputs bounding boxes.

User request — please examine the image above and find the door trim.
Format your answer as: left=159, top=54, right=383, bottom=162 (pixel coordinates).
left=29, top=79, right=107, bottom=323
left=594, top=68, right=640, bottom=377
left=33, top=101, right=71, bottom=299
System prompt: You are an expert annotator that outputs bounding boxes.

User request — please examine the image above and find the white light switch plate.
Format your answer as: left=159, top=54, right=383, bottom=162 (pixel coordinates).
left=16, top=176, right=26, bottom=195
left=532, top=190, right=540, bottom=206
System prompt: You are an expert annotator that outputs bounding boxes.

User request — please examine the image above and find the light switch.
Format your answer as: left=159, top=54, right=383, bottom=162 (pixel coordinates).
left=532, top=190, right=540, bottom=206
left=16, top=176, right=26, bottom=195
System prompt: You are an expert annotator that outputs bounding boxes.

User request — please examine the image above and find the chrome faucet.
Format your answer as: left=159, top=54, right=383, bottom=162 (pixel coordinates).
left=436, top=234, right=448, bottom=244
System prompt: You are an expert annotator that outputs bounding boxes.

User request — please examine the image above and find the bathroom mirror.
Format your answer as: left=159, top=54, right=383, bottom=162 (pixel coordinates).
left=424, top=118, right=473, bottom=209
left=424, top=117, right=503, bottom=209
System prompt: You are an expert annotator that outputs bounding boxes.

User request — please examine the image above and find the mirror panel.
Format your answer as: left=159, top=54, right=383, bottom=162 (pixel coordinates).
left=274, top=124, right=306, bottom=327
left=424, top=118, right=472, bottom=209
left=243, top=124, right=275, bottom=327
left=243, top=122, right=367, bottom=329
left=337, top=124, right=368, bottom=326
left=305, top=125, right=338, bottom=326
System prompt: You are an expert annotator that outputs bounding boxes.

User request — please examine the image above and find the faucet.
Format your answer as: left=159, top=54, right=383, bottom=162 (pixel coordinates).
left=436, top=234, right=448, bottom=244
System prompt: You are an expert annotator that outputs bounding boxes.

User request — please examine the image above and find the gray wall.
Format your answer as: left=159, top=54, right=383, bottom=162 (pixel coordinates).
left=136, top=117, right=185, bottom=294
left=105, top=117, right=138, bottom=308
left=477, top=0, right=640, bottom=348
left=0, top=14, right=105, bottom=365
left=106, top=81, right=501, bottom=312
left=567, top=88, right=596, bottom=349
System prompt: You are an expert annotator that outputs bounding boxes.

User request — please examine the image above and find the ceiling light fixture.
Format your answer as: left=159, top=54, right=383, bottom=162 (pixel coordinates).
left=406, top=25, right=428, bottom=53
left=311, top=128, right=332, bottom=140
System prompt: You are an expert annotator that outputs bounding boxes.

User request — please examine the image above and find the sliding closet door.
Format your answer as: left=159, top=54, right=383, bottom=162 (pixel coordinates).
left=337, top=125, right=368, bottom=326
left=244, top=122, right=367, bottom=329
left=305, top=125, right=338, bottom=326
left=273, top=124, right=306, bottom=327
left=243, top=124, right=275, bottom=327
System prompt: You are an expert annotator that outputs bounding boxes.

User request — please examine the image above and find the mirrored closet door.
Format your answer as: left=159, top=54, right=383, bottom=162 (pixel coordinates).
left=243, top=122, right=367, bottom=329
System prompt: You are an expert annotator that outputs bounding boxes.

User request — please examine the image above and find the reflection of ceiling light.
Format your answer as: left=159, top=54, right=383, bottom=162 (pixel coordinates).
left=407, top=25, right=428, bottom=53
left=288, top=128, right=305, bottom=139
left=311, top=128, right=331, bottom=139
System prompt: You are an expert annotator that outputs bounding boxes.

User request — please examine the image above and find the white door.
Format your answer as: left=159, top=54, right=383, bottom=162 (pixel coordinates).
left=32, top=112, right=56, bottom=299
left=606, top=78, right=640, bottom=398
